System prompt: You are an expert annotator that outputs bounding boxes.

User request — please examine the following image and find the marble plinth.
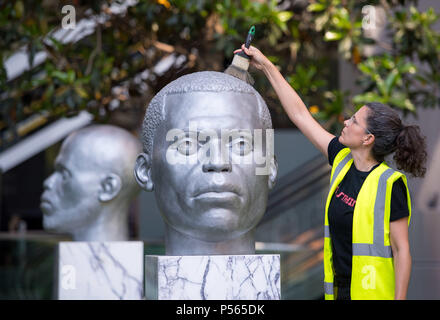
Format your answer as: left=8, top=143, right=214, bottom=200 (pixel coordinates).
left=57, top=241, right=144, bottom=300
left=145, top=254, right=280, bottom=300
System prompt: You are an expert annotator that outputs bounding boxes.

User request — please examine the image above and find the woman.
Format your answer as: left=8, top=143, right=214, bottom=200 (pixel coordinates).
left=234, top=44, right=427, bottom=300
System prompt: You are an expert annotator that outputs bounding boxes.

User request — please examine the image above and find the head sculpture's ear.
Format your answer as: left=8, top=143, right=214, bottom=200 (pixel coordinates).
left=98, top=173, right=122, bottom=202
left=134, top=152, right=154, bottom=192
left=268, top=155, right=278, bottom=190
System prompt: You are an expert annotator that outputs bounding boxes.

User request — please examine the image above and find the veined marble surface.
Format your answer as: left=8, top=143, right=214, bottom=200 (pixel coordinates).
left=58, top=241, right=143, bottom=300
left=145, top=254, right=280, bottom=300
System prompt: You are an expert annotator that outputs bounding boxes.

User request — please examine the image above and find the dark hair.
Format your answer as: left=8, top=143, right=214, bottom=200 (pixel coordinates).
left=365, top=102, right=427, bottom=178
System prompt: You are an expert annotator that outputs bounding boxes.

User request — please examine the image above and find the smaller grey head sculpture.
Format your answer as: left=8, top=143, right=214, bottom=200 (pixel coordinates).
left=41, top=125, right=141, bottom=241
left=134, top=71, right=278, bottom=255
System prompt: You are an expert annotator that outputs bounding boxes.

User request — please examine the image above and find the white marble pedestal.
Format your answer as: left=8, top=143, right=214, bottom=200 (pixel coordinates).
left=57, top=241, right=144, bottom=300
left=145, top=254, right=280, bottom=300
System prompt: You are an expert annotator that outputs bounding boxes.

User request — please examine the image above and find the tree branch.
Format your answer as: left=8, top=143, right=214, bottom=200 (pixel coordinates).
left=85, top=22, right=102, bottom=76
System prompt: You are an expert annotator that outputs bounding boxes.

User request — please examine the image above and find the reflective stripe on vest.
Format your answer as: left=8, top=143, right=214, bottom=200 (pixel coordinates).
left=324, top=281, right=333, bottom=295
left=324, top=225, right=330, bottom=238
left=330, top=152, right=352, bottom=189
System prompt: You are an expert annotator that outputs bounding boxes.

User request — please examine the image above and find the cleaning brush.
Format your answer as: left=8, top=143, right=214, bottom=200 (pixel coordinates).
left=224, top=26, right=256, bottom=85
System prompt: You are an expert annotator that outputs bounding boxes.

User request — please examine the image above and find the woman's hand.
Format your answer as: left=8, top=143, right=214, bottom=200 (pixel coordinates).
left=233, top=44, right=271, bottom=71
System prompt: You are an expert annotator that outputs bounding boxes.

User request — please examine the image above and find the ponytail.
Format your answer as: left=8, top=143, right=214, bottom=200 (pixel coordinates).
left=365, top=102, right=427, bottom=178
left=393, top=125, right=427, bottom=178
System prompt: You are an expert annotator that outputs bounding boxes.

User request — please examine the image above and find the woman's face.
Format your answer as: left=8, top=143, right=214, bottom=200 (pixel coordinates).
left=339, top=105, right=372, bottom=148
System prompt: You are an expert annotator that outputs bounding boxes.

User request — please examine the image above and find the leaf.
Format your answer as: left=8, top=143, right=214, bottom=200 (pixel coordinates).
left=376, top=78, right=388, bottom=97
left=307, top=3, right=326, bottom=12
left=382, top=57, right=395, bottom=70
left=52, top=71, right=69, bottom=83
left=315, top=13, right=329, bottom=31
left=67, top=70, right=75, bottom=84
left=385, top=69, right=400, bottom=95
left=74, top=85, right=89, bottom=99
left=278, top=11, right=293, bottom=23
left=389, top=92, right=414, bottom=111
left=353, top=92, right=383, bottom=105
left=399, top=62, right=417, bottom=74
left=324, top=31, right=343, bottom=41
left=47, top=36, right=64, bottom=51
left=332, top=9, right=351, bottom=29
left=404, top=99, right=416, bottom=112
left=358, top=63, right=373, bottom=75
left=338, top=37, right=352, bottom=54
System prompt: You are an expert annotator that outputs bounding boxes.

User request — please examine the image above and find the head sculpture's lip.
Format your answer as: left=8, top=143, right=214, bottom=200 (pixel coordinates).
left=40, top=195, right=51, bottom=204
left=192, top=184, right=242, bottom=200
left=40, top=193, right=53, bottom=213
left=193, top=192, right=240, bottom=202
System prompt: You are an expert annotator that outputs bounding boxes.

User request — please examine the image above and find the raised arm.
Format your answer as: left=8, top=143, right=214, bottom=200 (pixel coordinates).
left=235, top=45, right=335, bottom=158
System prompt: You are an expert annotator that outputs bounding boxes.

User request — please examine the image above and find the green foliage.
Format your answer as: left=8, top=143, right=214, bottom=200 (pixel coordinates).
left=1, top=0, right=439, bottom=139
left=287, top=65, right=327, bottom=99
left=306, top=0, right=439, bottom=122
left=354, top=53, right=417, bottom=111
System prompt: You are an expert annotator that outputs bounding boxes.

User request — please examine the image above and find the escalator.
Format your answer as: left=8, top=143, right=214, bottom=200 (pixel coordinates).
left=256, top=154, right=331, bottom=299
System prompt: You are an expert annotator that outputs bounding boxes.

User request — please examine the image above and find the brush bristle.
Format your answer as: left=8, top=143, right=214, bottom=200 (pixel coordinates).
left=224, top=65, right=254, bottom=85
left=224, top=55, right=255, bottom=85
left=230, top=54, right=250, bottom=71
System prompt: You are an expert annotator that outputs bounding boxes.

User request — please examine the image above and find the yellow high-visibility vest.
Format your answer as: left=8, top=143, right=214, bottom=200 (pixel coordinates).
left=324, top=147, right=411, bottom=300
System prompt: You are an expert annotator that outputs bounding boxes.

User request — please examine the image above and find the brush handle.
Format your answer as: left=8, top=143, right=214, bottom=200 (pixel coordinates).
left=237, top=26, right=255, bottom=59
left=245, top=26, right=255, bottom=49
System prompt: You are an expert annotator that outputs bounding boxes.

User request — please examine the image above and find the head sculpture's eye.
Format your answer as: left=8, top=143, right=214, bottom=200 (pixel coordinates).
left=61, top=169, right=70, bottom=181
left=177, top=138, right=197, bottom=156
left=55, top=164, right=70, bottom=181
left=230, top=137, right=252, bottom=156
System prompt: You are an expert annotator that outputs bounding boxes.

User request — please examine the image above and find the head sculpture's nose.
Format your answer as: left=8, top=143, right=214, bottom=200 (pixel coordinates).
left=43, top=173, right=56, bottom=190
left=202, top=161, right=232, bottom=173
left=201, top=139, right=232, bottom=173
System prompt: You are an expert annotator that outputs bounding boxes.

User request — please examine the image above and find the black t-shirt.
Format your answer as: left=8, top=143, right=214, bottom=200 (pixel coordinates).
left=327, top=136, right=409, bottom=281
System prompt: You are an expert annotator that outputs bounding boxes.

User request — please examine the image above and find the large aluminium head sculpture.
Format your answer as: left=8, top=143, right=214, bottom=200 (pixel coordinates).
left=134, top=71, right=277, bottom=255
left=41, top=125, right=141, bottom=241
